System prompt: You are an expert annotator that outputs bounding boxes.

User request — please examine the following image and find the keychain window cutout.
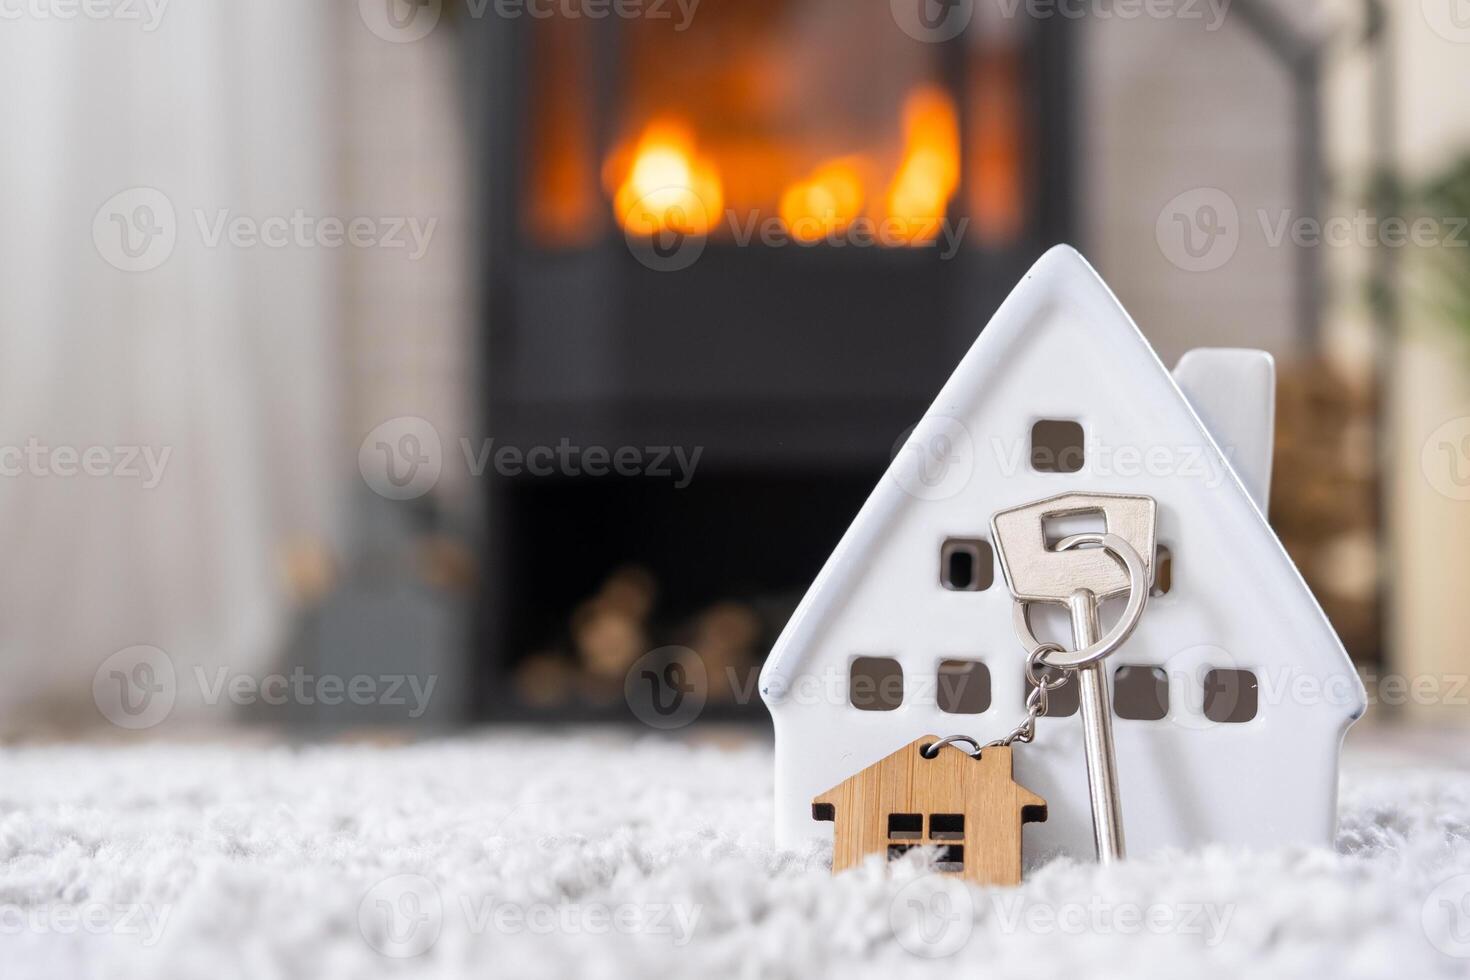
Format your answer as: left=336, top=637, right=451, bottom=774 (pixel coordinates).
left=941, top=538, right=995, bottom=591
left=1024, top=670, right=1079, bottom=716
left=1113, top=665, right=1169, bottom=720
left=935, top=845, right=965, bottom=873
left=937, top=660, right=991, bottom=714
left=1030, top=419, right=1085, bottom=473
left=849, top=657, right=904, bottom=711
left=1152, top=545, right=1173, bottom=596
left=1203, top=668, right=1259, bottom=723
left=888, top=813, right=923, bottom=839
left=929, top=814, right=965, bottom=840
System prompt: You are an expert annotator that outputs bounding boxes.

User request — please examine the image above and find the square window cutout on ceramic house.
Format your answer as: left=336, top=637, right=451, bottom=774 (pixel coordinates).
left=1203, top=668, right=1259, bottom=723
left=1030, top=419, right=1084, bottom=473
left=1152, top=545, right=1173, bottom=596
left=1114, top=665, right=1169, bottom=721
left=941, top=539, right=994, bottom=591
left=937, top=660, right=991, bottom=714
left=849, top=657, right=904, bottom=711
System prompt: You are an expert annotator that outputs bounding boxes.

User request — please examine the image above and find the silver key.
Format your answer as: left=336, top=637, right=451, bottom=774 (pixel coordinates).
left=990, top=492, right=1157, bottom=864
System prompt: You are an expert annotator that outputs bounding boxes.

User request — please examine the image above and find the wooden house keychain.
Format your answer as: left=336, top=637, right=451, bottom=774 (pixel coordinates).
left=812, top=492, right=1156, bottom=885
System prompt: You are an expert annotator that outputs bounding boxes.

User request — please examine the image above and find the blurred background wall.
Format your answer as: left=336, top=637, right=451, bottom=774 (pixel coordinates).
left=0, top=2, right=475, bottom=732
left=1362, top=3, right=1470, bottom=723
left=0, top=2, right=346, bottom=728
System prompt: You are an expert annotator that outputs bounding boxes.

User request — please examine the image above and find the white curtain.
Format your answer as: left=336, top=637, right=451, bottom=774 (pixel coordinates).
left=0, top=2, right=342, bottom=729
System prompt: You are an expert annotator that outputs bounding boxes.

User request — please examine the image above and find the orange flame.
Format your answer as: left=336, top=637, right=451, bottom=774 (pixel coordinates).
left=611, top=120, right=724, bottom=237
left=882, top=86, right=960, bottom=245
left=779, top=158, right=867, bottom=242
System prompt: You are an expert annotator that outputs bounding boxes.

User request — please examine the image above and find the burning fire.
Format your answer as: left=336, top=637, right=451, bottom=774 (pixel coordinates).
left=779, top=158, right=867, bottom=242
left=602, top=86, right=963, bottom=248
left=882, top=86, right=961, bottom=245
left=779, top=87, right=959, bottom=245
left=610, top=121, right=724, bottom=238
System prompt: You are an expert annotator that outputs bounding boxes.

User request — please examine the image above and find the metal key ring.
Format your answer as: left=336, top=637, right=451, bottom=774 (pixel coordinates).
left=1024, top=643, right=1071, bottom=692
left=1011, top=531, right=1150, bottom=671
left=920, top=734, right=983, bottom=759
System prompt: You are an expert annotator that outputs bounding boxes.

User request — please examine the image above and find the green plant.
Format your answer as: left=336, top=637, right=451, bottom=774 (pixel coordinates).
left=1413, top=155, right=1470, bottom=338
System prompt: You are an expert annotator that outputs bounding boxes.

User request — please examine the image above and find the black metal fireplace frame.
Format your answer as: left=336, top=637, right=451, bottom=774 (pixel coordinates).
left=461, top=8, right=1079, bottom=721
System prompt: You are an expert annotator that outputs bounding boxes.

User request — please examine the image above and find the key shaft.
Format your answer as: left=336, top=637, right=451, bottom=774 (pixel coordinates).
left=1070, top=588, right=1126, bottom=863
left=991, top=491, right=1155, bottom=866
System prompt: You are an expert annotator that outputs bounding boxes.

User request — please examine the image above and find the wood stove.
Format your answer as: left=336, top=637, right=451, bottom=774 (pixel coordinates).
left=463, top=0, right=1077, bottom=720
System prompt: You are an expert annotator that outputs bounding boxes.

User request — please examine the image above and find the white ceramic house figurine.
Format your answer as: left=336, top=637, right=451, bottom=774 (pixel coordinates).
left=760, top=246, right=1365, bottom=864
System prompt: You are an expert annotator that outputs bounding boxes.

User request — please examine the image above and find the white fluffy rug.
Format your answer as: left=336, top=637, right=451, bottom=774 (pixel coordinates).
left=2, top=729, right=1469, bottom=979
